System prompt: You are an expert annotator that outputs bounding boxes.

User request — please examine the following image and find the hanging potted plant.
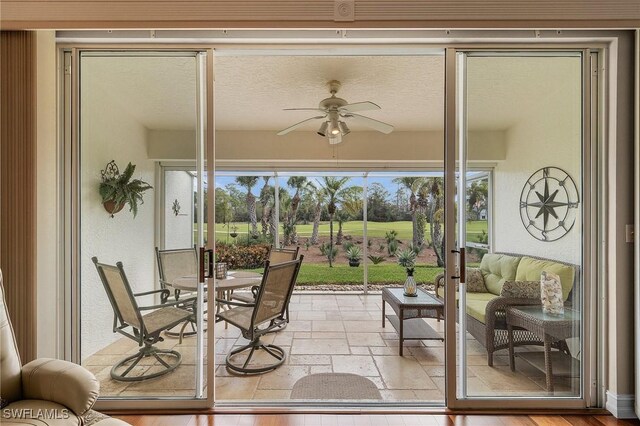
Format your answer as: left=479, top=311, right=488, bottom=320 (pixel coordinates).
left=346, top=245, right=362, bottom=267
left=99, top=160, right=153, bottom=218
left=397, top=248, right=417, bottom=297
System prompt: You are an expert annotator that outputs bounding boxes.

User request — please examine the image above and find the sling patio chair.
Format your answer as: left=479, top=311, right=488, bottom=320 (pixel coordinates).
left=216, top=256, right=303, bottom=374
left=155, top=246, right=204, bottom=338
left=230, top=246, right=300, bottom=324
left=92, top=256, right=196, bottom=381
left=155, top=246, right=197, bottom=301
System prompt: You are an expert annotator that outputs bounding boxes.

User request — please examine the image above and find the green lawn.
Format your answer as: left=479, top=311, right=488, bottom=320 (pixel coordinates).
left=214, top=220, right=488, bottom=245
left=247, top=263, right=444, bottom=286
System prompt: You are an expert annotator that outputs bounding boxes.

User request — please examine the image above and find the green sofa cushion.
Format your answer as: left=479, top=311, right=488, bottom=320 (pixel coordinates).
left=479, top=254, right=521, bottom=295
left=465, top=292, right=499, bottom=324
left=515, top=257, right=575, bottom=301
left=435, top=286, right=497, bottom=324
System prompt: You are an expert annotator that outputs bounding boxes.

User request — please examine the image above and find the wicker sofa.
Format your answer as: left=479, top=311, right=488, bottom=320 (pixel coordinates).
left=435, top=252, right=577, bottom=366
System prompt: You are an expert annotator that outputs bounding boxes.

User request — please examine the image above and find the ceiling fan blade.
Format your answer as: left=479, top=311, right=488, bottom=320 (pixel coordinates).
left=345, top=113, right=394, bottom=134
left=283, top=108, right=326, bottom=112
left=339, top=101, right=381, bottom=113
left=277, top=115, right=326, bottom=136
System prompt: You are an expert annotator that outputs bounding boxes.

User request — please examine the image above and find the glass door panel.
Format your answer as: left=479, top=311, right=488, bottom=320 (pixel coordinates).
left=78, top=51, right=208, bottom=400
left=454, top=52, right=586, bottom=402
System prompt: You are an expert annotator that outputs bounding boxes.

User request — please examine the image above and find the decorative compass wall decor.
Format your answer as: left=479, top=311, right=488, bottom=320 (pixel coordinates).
left=519, top=167, right=579, bottom=242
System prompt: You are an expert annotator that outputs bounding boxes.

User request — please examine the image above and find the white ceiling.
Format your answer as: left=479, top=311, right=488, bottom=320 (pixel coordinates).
left=81, top=56, right=197, bottom=131
left=215, top=55, right=444, bottom=131
left=81, top=53, right=581, bottom=133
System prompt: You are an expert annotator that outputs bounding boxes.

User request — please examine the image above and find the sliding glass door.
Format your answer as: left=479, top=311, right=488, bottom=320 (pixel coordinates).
left=77, top=51, right=210, bottom=404
left=447, top=50, right=591, bottom=407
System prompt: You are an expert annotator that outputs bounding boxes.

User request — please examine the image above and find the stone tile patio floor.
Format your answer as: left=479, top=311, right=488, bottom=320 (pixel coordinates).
left=83, top=293, right=578, bottom=401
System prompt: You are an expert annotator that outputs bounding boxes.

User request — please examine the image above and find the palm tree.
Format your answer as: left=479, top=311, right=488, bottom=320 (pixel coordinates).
left=336, top=187, right=363, bottom=245
left=393, top=177, right=427, bottom=248
left=259, top=176, right=272, bottom=239
left=318, top=177, right=352, bottom=267
left=235, top=176, right=259, bottom=237
left=307, top=182, right=326, bottom=245
left=426, top=177, right=445, bottom=267
left=287, top=176, right=308, bottom=244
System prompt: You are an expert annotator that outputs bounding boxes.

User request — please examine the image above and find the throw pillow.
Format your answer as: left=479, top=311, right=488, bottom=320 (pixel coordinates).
left=540, top=271, right=564, bottom=315
left=454, top=268, right=487, bottom=292
left=500, top=280, right=540, bottom=298
left=466, top=268, right=487, bottom=293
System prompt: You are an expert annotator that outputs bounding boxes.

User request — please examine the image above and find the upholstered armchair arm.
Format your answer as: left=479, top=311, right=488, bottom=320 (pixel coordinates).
left=21, top=358, right=99, bottom=417
left=434, top=273, right=445, bottom=299
left=484, top=296, right=540, bottom=342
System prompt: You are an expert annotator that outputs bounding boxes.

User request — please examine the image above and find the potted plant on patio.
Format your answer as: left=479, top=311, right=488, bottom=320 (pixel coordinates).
left=99, top=160, right=152, bottom=218
left=346, top=245, right=362, bottom=267
left=397, top=248, right=417, bottom=296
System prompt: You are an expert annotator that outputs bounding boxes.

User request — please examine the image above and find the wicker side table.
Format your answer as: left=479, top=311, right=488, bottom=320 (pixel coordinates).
left=506, top=306, right=580, bottom=392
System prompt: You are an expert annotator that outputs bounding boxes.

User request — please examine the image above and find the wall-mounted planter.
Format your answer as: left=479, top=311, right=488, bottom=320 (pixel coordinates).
left=103, top=200, right=125, bottom=217
left=99, top=160, right=152, bottom=219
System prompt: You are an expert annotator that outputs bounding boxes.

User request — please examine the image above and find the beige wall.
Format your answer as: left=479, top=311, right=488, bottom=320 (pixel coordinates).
left=149, top=129, right=506, bottom=167
left=80, top=57, right=158, bottom=360
left=35, top=30, right=59, bottom=358
left=487, top=56, right=583, bottom=264
left=606, top=31, right=637, bottom=405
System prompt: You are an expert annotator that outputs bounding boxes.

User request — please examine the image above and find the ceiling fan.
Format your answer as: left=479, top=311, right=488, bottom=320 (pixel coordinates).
left=277, top=80, right=394, bottom=145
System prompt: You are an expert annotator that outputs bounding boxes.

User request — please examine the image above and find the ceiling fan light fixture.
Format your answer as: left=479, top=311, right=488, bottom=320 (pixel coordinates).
left=328, top=116, right=340, bottom=136
left=328, top=132, right=342, bottom=145
left=338, top=121, right=350, bottom=136
left=317, top=121, right=328, bottom=137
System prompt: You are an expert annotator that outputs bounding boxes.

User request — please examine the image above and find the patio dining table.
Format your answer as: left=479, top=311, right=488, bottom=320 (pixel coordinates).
left=172, top=271, right=263, bottom=325
left=172, top=270, right=263, bottom=293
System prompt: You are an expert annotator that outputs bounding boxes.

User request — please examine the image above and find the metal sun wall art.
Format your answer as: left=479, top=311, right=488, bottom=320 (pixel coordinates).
left=519, top=166, right=579, bottom=242
left=172, top=199, right=181, bottom=216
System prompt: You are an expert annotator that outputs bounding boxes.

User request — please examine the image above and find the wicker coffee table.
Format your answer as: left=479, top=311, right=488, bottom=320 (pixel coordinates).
left=506, top=306, right=580, bottom=392
left=381, top=287, right=444, bottom=356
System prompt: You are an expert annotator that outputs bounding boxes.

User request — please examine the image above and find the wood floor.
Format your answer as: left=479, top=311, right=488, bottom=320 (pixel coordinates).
left=114, top=414, right=640, bottom=426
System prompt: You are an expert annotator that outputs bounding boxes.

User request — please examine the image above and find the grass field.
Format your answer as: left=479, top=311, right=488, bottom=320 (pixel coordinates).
left=247, top=263, right=444, bottom=286
left=214, top=220, right=488, bottom=245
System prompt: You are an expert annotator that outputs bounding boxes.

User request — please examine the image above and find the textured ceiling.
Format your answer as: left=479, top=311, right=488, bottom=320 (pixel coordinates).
left=81, top=54, right=580, bottom=133
left=81, top=55, right=197, bottom=131
left=215, top=55, right=444, bottom=131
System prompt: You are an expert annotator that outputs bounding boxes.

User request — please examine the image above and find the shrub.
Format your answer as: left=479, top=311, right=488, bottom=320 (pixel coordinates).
left=408, top=242, right=423, bottom=255
left=387, top=240, right=399, bottom=256
left=215, top=243, right=269, bottom=269
left=367, top=255, right=385, bottom=265
left=319, top=242, right=338, bottom=261
left=384, top=230, right=398, bottom=245
left=343, top=241, right=355, bottom=252
left=234, top=233, right=270, bottom=246
left=346, top=245, right=362, bottom=261
left=397, top=248, right=417, bottom=268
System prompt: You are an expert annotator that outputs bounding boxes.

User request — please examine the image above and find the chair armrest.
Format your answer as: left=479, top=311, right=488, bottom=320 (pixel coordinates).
left=138, top=296, right=197, bottom=311
left=485, top=296, right=541, bottom=330
left=134, top=288, right=170, bottom=304
left=159, top=280, right=175, bottom=288
left=215, top=298, right=255, bottom=308
left=21, top=358, right=99, bottom=416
